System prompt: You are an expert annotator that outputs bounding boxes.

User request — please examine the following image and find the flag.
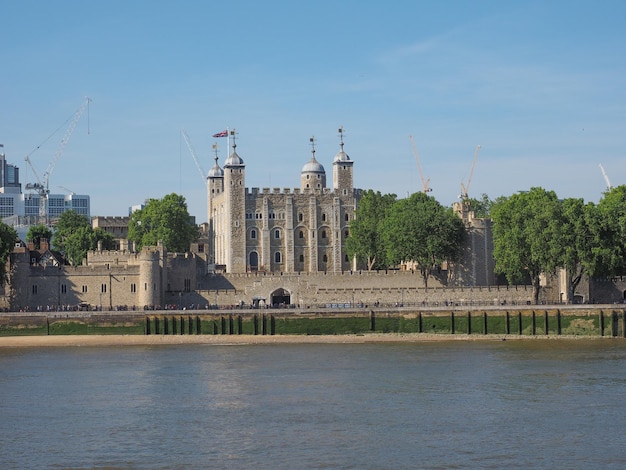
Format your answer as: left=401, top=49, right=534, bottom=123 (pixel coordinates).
left=212, top=130, right=228, bottom=138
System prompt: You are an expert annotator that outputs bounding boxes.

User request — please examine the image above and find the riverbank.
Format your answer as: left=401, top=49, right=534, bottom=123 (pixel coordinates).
left=0, top=333, right=620, bottom=348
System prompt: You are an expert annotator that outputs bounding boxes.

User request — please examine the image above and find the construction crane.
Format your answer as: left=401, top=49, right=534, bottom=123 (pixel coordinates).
left=24, top=97, right=91, bottom=224
left=599, top=164, right=612, bottom=191
left=409, top=134, right=432, bottom=194
left=459, top=145, right=481, bottom=201
left=181, top=129, right=207, bottom=183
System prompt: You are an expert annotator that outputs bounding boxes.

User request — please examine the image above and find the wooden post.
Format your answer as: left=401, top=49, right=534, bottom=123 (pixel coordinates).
left=599, top=310, right=604, bottom=337
left=556, top=310, right=561, bottom=335
left=531, top=311, right=536, bottom=336
left=518, top=311, right=522, bottom=335
left=505, top=311, right=510, bottom=335
left=544, top=310, right=549, bottom=335
left=483, top=311, right=488, bottom=335
left=451, top=311, right=455, bottom=334
left=467, top=311, right=472, bottom=335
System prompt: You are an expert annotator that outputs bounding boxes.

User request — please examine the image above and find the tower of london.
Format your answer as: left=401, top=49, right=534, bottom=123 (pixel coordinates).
left=207, top=128, right=358, bottom=274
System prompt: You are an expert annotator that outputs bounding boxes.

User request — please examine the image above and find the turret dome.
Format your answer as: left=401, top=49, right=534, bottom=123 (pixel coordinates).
left=225, top=149, right=244, bottom=167
left=301, top=156, right=325, bottom=174
left=207, top=156, right=223, bottom=178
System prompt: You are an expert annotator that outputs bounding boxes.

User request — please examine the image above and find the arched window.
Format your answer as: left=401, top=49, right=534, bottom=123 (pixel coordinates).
left=345, top=213, right=349, bottom=221
left=321, top=230, right=326, bottom=239
left=299, top=254, right=304, bottom=262
left=274, top=252, right=282, bottom=263
left=299, top=230, right=304, bottom=239
left=322, top=213, right=326, bottom=222
left=299, top=213, right=304, bottom=222
left=274, top=229, right=280, bottom=239
left=322, top=254, right=328, bottom=263
left=251, top=229, right=257, bottom=239
left=344, top=230, right=349, bottom=238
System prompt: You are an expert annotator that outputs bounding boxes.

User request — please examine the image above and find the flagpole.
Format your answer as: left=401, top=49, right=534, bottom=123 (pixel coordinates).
left=227, top=127, right=230, bottom=156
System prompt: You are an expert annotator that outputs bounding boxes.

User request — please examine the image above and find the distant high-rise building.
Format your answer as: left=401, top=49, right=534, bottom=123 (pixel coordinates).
left=0, top=147, right=90, bottom=228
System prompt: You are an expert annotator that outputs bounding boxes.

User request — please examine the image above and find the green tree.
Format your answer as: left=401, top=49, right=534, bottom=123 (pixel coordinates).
left=52, top=210, right=115, bottom=265
left=346, top=190, right=396, bottom=270
left=491, top=187, right=562, bottom=304
left=558, top=198, right=599, bottom=302
left=128, top=193, right=198, bottom=252
left=63, top=226, right=115, bottom=266
left=52, top=210, right=91, bottom=254
left=0, top=221, right=18, bottom=284
left=466, top=193, right=493, bottom=218
left=26, top=224, right=53, bottom=250
left=381, top=192, right=465, bottom=289
left=594, top=185, right=626, bottom=275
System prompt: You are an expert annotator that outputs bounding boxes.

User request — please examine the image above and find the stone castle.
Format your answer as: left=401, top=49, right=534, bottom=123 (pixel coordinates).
left=6, top=128, right=607, bottom=311
left=208, top=128, right=356, bottom=274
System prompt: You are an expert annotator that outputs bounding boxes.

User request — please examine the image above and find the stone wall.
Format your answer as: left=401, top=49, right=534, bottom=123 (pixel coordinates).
left=164, top=271, right=534, bottom=309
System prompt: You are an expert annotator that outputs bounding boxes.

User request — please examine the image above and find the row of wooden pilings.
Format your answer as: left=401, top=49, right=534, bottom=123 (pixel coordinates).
left=144, top=310, right=626, bottom=337
left=145, top=314, right=276, bottom=335
left=392, top=310, right=626, bottom=337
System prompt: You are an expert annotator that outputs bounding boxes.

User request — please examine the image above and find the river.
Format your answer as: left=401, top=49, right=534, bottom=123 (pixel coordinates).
left=1, top=339, right=625, bottom=469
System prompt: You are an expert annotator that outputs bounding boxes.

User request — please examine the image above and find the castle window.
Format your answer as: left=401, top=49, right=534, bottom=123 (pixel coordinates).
left=131, top=283, right=137, bottom=293
left=345, top=254, right=349, bottom=262
left=32, top=285, right=38, bottom=294
left=299, top=255, right=304, bottom=262
left=343, top=189, right=348, bottom=196
left=299, top=230, right=304, bottom=239
left=345, top=213, right=349, bottom=221
left=306, top=175, right=310, bottom=179
left=61, top=284, right=67, bottom=294
left=317, top=174, right=320, bottom=179
left=299, top=213, right=303, bottom=222
left=274, top=229, right=280, bottom=239
left=101, top=284, right=107, bottom=293
left=322, top=213, right=326, bottom=221
left=321, top=230, right=327, bottom=239
left=82, top=285, right=88, bottom=293
left=251, top=229, right=257, bottom=239
left=344, top=230, right=349, bottom=238
left=323, top=255, right=328, bottom=263
left=184, top=279, right=191, bottom=292
left=274, top=252, right=282, bottom=263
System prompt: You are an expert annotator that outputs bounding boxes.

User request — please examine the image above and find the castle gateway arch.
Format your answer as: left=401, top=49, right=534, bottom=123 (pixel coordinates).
left=270, top=288, right=290, bottom=307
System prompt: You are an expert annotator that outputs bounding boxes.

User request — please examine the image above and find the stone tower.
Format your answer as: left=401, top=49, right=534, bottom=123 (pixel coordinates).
left=207, top=148, right=224, bottom=266
left=223, top=131, right=246, bottom=273
left=332, top=126, right=353, bottom=195
left=300, top=136, right=326, bottom=191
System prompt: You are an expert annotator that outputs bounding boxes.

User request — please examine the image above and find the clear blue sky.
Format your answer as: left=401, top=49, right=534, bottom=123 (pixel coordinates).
left=2, top=0, right=624, bottom=222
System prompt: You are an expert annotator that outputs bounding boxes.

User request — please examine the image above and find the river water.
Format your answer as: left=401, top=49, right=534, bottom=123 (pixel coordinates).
left=1, top=339, right=625, bottom=469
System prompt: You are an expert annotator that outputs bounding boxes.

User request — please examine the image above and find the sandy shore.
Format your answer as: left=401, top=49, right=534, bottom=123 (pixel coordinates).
left=0, top=333, right=613, bottom=347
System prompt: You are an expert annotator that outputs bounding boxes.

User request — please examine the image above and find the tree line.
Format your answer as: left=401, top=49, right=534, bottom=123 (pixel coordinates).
left=346, top=186, right=626, bottom=304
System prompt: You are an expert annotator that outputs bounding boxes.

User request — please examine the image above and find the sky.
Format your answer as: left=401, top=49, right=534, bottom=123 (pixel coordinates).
left=1, top=0, right=625, bottom=223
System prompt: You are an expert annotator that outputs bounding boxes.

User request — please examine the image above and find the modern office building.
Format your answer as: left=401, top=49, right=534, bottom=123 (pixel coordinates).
left=0, top=147, right=90, bottom=230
